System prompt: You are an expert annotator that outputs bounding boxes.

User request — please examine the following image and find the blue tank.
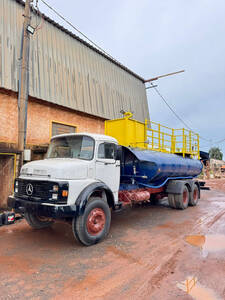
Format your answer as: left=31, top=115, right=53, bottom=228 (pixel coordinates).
left=120, top=147, right=203, bottom=188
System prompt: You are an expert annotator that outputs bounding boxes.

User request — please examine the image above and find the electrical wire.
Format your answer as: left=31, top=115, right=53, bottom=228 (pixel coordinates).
left=39, top=0, right=117, bottom=62
left=149, top=83, right=212, bottom=143
left=215, top=138, right=225, bottom=144
left=34, top=0, right=45, bottom=34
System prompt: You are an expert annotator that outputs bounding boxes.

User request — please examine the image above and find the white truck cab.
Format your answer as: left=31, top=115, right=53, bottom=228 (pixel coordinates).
left=20, top=133, right=120, bottom=205
left=8, top=133, right=121, bottom=246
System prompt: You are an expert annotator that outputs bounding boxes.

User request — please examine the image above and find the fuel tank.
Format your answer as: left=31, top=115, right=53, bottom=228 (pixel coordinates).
left=120, top=147, right=203, bottom=187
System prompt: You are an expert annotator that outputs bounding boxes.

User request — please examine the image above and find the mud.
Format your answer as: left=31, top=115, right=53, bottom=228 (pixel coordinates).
left=1, top=178, right=225, bottom=299
left=204, top=178, right=225, bottom=193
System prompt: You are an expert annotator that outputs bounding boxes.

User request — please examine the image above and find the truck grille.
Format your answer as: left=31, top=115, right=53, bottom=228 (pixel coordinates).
left=17, top=180, right=53, bottom=201
left=15, top=179, right=69, bottom=204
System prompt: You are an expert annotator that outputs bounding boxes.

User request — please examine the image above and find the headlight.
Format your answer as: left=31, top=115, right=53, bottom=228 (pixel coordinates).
left=49, top=183, right=68, bottom=203
left=53, top=185, right=59, bottom=192
left=14, top=180, right=19, bottom=193
left=52, top=193, right=58, bottom=200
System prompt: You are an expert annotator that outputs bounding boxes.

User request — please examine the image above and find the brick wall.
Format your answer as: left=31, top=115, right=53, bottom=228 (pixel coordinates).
left=0, top=90, right=105, bottom=146
left=0, top=89, right=106, bottom=208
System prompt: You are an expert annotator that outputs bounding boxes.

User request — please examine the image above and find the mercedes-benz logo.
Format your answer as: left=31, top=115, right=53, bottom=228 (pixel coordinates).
left=26, top=183, right=33, bottom=196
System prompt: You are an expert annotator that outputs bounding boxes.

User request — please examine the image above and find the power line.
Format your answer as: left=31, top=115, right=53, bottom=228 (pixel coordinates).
left=34, top=1, right=45, bottom=33
left=148, top=83, right=211, bottom=142
left=215, top=138, right=225, bottom=144
left=150, top=84, right=193, bottom=130
left=39, top=0, right=117, bottom=62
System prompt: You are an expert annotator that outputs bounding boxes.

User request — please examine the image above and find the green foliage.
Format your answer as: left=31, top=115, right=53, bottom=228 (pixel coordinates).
left=209, top=147, right=223, bottom=160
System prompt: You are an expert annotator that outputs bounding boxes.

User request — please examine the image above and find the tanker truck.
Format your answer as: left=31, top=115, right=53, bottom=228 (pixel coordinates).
left=8, top=131, right=202, bottom=246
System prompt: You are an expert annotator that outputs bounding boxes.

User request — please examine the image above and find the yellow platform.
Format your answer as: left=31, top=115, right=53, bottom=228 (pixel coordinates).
left=105, top=112, right=146, bottom=149
left=105, top=112, right=199, bottom=159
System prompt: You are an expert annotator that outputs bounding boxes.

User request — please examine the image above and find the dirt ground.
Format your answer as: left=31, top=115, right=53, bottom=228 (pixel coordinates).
left=1, top=179, right=225, bottom=300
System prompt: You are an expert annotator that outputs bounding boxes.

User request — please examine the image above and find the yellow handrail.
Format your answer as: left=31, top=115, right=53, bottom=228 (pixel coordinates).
left=146, top=121, right=199, bottom=158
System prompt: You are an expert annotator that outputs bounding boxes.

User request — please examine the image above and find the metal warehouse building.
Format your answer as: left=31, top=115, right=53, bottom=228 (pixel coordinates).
left=0, top=0, right=149, bottom=207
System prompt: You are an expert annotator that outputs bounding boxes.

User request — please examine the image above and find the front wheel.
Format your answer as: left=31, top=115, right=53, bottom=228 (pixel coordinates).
left=24, top=212, right=54, bottom=229
left=72, top=197, right=111, bottom=246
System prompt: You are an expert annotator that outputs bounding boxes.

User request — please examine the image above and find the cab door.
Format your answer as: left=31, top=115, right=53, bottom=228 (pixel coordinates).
left=95, top=142, right=120, bottom=193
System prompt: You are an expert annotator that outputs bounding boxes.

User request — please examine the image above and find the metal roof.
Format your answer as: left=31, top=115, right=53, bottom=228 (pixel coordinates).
left=15, top=0, right=145, bottom=82
left=0, top=0, right=149, bottom=122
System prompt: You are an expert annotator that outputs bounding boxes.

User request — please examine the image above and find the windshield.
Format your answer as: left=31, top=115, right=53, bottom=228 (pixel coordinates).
left=46, top=135, right=95, bottom=160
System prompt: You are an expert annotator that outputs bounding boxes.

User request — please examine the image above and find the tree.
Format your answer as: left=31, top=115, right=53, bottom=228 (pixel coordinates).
left=209, top=147, right=223, bottom=160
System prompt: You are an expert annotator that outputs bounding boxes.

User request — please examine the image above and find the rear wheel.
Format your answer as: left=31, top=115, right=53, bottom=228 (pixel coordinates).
left=174, top=185, right=189, bottom=210
left=189, top=184, right=199, bottom=206
left=168, top=194, right=176, bottom=208
left=24, top=212, right=54, bottom=229
left=72, top=197, right=111, bottom=246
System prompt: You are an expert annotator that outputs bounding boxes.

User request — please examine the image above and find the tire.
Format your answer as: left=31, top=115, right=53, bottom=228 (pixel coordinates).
left=174, top=185, right=189, bottom=210
left=24, top=212, right=54, bottom=229
left=189, top=184, right=199, bottom=206
left=72, top=197, right=111, bottom=246
left=168, top=194, right=176, bottom=208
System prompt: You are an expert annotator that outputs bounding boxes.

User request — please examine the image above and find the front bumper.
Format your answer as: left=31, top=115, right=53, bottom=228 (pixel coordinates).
left=8, top=195, right=78, bottom=219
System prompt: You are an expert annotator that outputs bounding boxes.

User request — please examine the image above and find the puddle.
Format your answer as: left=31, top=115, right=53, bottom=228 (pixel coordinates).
left=185, top=234, right=225, bottom=257
left=177, top=276, right=219, bottom=300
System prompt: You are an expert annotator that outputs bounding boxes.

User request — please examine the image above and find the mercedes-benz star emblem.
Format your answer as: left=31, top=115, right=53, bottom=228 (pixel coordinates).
left=26, top=183, right=33, bottom=196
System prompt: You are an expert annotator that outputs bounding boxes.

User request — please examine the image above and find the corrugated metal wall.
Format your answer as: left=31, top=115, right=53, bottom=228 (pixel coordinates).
left=0, top=0, right=149, bottom=122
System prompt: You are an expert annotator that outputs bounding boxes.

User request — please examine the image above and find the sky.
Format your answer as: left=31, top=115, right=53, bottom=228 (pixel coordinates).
left=37, top=0, right=225, bottom=157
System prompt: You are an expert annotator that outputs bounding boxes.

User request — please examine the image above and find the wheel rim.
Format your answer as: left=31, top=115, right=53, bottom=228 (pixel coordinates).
left=193, top=188, right=198, bottom=202
left=183, top=190, right=188, bottom=204
left=86, top=208, right=106, bottom=236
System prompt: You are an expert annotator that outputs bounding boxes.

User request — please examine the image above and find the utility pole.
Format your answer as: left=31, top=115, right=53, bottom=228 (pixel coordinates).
left=18, top=0, right=32, bottom=170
